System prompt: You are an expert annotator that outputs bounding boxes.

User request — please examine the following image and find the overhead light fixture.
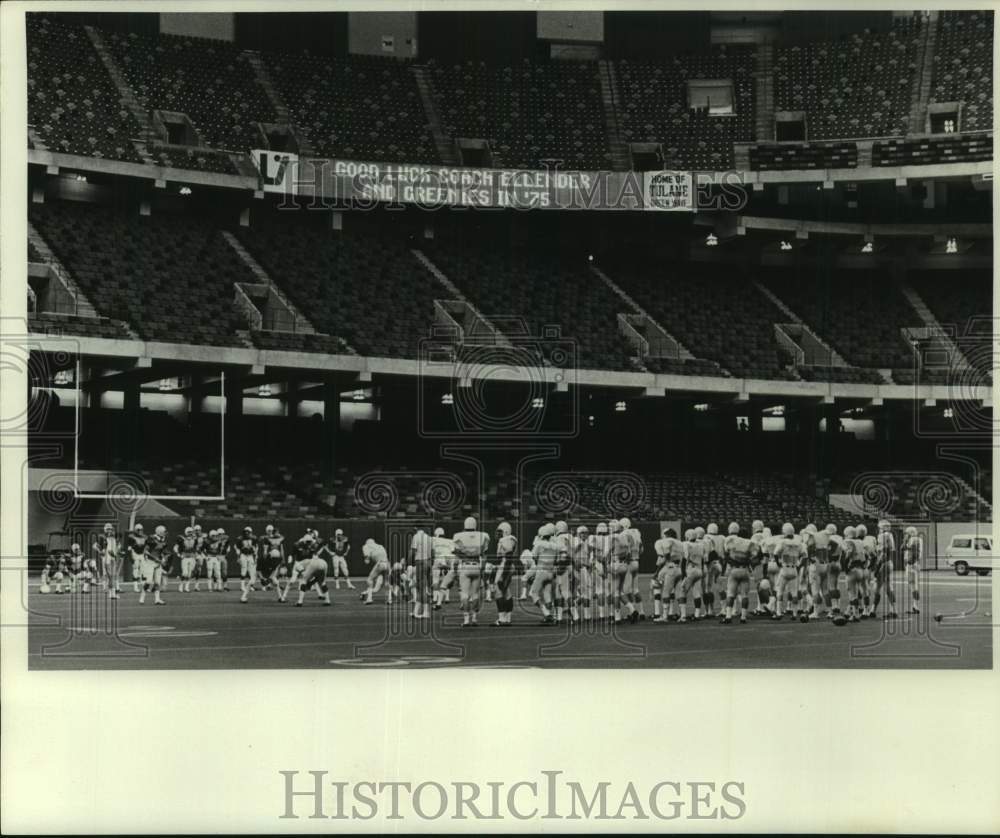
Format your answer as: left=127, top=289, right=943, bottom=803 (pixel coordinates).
left=352, top=389, right=365, bottom=401
left=945, top=237, right=958, bottom=254
left=157, top=378, right=173, bottom=392
left=74, top=173, right=87, bottom=183
left=441, top=392, right=454, bottom=405
left=943, top=407, right=954, bottom=418
left=257, top=383, right=271, bottom=397
left=615, top=400, right=627, bottom=412
left=705, top=233, right=718, bottom=247
left=53, top=369, right=72, bottom=386
left=861, top=241, right=873, bottom=253
left=693, top=403, right=709, bottom=412
left=531, top=397, right=545, bottom=409
left=779, top=240, right=793, bottom=251
left=179, top=186, right=192, bottom=196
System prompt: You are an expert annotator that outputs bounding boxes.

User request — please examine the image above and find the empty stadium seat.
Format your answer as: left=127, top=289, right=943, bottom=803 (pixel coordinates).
left=429, top=58, right=610, bottom=170
left=423, top=238, right=639, bottom=371
left=266, top=51, right=439, bottom=164
left=104, top=28, right=276, bottom=153
left=617, top=46, right=756, bottom=170
left=931, top=11, right=993, bottom=132
left=30, top=201, right=255, bottom=346
left=873, top=133, right=993, bottom=165
left=605, top=258, right=798, bottom=380
left=27, top=15, right=143, bottom=162
left=763, top=269, right=923, bottom=369
left=28, top=312, right=132, bottom=340
left=150, top=145, right=240, bottom=174
left=238, top=218, right=446, bottom=359
left=749, top=142, right=858, bottom=171
left=775, top=17, right=922, bottom=140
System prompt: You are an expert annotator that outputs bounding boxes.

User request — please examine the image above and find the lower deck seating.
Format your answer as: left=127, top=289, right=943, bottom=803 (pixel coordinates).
left=424, top=240, right=640, bottom=372
left=30, top=201, right=255, bottom=347
left=763, top=270, right=923, bottom=369
left=238, top=219, right=448, bottom=359
left=797, top=366, right=886, bottom=384
left=607, top=260, right=799, bottom=380
left=249, top=331, right=355, bottom=355
left=28, top=312, right=131, bottom=340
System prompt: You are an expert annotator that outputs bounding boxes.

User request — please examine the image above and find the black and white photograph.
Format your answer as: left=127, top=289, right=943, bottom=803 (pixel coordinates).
left=13, top=3, right=995, bottom=670
left=1, top=1, right=998, bottom=833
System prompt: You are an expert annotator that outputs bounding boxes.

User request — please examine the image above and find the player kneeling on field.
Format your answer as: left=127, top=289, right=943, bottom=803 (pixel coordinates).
left=40, top=551, right=69, bottom=594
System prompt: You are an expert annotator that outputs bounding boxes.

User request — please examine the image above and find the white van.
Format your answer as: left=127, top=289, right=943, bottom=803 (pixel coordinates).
left=944, top=534, right=995, bottom=576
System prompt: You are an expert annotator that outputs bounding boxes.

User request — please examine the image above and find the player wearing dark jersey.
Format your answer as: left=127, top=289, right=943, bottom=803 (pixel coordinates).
left=236, top=527, right=258, bottom=603
left=324, top=529, right=355, bottom=590
left=260, top=525, right=289, bottom=601
left=127, top=524, right=148, bottom=593
left=40, top=552, right=68, bottom=594
left=137, top=525, right=168, bottom=605
left=174, top=527, right=200, bottom=593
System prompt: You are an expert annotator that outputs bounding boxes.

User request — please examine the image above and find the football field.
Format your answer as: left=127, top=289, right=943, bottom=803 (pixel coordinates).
left=26, top=573, right=993, bottom=669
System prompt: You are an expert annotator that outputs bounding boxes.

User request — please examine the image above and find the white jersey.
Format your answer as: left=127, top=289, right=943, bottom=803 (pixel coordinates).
left=453, top=530, right=490, bottom=563
left=410, top=530, right=433, bottom=562
left=365, top=543, right=389, bottom=566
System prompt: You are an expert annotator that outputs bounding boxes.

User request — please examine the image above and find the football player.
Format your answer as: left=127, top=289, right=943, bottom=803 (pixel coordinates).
left=66, top=543, right=90, bottom=593
left=128, top=523, right=148, bottom=593
left=588, top=522, right=612, bottom=620
left=653, top=527, right=684, bottom=623
left=260, top=524, right=288, bottom=599
left=722, top=522, right=756, bottom=624
left=327, top=529, right=354, bottom=589
left=236, top=526, right=258, bottom=603
left=825, top=524, right=844, bottom=619
left=139, top=525, right=168, bottom=605
left=290, top=539, right=332, bottom=608
left=493, top=521, right=518, bottom=626
left=622, top=517, right=645, bottom=620
left=857, top=524, right=876, bottom=617
left=93, top=522, right=122, bottom=599
left=903, top=526, right=923, bottom=614
left=530, top=523, right=559, bottom=624
left=431, top=527, right=456, bottom=609
left=454, top=516, right=490, bottom=628
left=842, top=526, right=867, bottom=622
left=773, top=523, right=805, bottom=621
left=409, top=526, right=434, bottom=620
left=203, top=529, right=224, bottom=592
left=40, top=551, right=68, bottom=594
left=704, top=523, right=726, bottom=618
left=361, top=538, right=390, bottom=605
left=873, top=519, right=898, bottom=619
left=174, top=526, right=199, bottom=593
left=678, top=527, right=708, bottom=622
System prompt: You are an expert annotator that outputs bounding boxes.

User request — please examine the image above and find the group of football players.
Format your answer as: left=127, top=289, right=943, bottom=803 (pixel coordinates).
left=385, top=515, right=926, bottom=628
left=40, top=522, right=356, bottom=607
left=39, top=516, right=925, bottom=627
